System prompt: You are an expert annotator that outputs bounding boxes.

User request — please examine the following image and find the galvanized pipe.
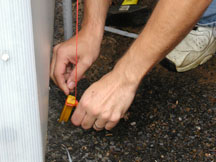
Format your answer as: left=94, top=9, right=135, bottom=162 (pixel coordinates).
left=105, top=26, right=139, bottom=39
left=63, top=0, right=73, bottom=40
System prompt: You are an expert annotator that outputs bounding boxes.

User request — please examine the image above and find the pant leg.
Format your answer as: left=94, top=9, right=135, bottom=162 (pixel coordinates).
left=197, top=0, right=216, bottom=27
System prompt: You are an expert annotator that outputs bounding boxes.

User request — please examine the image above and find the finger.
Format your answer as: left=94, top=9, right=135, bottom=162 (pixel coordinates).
left=71, top=103, right=86, bottom=126
left=54, top=54, right=70, bottom=95
left=93, top=119, right=107, bottom=131
left=105, top=112, right=121, bottom=130
left=81, top=114, right=96, bottom=130
left=105, top=121, right=119, bottom=130
left=50, top=44, right=61, bottom=85
left=64, top=64, right=73, bottom=81
left=64, top=73, right=70, bottom=81
left=67, top=60, right=91, bottom=90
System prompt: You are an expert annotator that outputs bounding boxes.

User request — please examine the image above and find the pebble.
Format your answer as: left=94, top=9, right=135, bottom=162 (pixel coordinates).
left=82, top=146, right=87, bottom=150
left=130, top=122, right=136, bottom=126
left=196, top=126, right=201, bottom=130
left=159, top=143, right=164, bottom=146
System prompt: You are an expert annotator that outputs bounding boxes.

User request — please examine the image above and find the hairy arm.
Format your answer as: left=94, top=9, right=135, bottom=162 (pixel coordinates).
left=81, top=0, right=112, bottom=45
left=51, top=0, right=112, bottom=94
left=114, top=0, right=212, bottom=87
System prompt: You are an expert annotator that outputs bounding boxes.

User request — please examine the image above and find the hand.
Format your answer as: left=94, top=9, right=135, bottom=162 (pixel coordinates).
left=50, top=29, right=102, bottom=95
left=71, top=70, right=137, bottom=131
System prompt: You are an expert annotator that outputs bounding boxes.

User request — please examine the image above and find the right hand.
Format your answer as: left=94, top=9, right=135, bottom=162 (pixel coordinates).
left=50, top=29, right=102, bottom=95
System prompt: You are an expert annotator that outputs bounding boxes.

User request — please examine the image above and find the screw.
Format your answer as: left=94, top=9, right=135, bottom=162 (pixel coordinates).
left=1, top=53, right=10, bottom=62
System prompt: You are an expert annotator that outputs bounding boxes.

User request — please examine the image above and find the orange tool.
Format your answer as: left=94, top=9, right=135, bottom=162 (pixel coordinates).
left=58, top=95, right=78, bottom=122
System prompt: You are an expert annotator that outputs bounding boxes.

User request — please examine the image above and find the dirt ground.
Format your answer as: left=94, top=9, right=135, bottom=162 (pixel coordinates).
left=46, top=1, right=216, bottom=161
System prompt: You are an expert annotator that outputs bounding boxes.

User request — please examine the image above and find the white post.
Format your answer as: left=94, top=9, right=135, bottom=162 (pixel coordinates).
left=0, top=0, right=54, bottom=161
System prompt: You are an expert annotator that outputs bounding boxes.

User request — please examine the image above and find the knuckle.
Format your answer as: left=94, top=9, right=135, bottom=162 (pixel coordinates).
left=56, top=50, right=63, bottom=58
left=100, top=112, right=111, bottom=121
left=71, top=120, right=79, bottom=126
left=53, top=70, right=60, bottom=78
left=81, top=123, right=91, bottom=130
left=80, top=101, right=100, bottom=116
left=105, top=125, right=113, bottom=131
left=81, top=59, right=93, bottom=68
left=53, top=45, right=59, bottom=53
left=80, top=100, right=89, bottom=109
left=56, top=47, right=67, bottom=58
left=71, top=117, right=80, bottom=126
left=109, top=114, right=121, bottom=123
left=91, top=109, right=100, bottom=116
left=53, top=44, right=62, bottom=54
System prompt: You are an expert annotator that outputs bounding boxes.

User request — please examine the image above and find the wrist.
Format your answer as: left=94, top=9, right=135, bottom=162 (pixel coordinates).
left=109, top=68, right=139, bottom=94
left=112, top=56, right=144, bottom=92
left=113, top=46, right=153, bottom=89
left=81, top=21, right=104, bottom=44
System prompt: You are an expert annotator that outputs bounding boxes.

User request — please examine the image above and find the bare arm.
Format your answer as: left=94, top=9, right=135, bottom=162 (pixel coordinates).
left=81, top=0, right=112, bottom=45
left=50, top=0, right=112, bottom=95
left=114, top=0, right=212, bottom=86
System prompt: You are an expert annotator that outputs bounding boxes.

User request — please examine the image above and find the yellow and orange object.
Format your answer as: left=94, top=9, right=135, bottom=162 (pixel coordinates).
left=58, top=95, right=78, bottom=122
left=122, top=0, right=138, bottom=5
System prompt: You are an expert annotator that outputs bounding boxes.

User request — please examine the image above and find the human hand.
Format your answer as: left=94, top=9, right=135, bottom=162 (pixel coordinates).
left=50, top=29, right=102, bottom=95
left=71, top=70, right=137, bottom=131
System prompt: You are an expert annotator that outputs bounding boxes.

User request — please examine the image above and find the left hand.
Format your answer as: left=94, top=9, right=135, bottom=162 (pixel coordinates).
left=71, top=70, right=137, bottom=131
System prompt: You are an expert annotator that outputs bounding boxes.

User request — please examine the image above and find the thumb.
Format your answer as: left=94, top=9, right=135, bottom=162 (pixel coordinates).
left=67, top=61, right=90, bottom=90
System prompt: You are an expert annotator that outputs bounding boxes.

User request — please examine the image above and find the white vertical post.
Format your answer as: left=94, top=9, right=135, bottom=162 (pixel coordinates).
left=0, top=0, right=54, bottom=161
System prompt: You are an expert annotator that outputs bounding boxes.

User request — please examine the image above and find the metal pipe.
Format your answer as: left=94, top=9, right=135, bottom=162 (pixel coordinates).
left=104, top=26, right=139, bottom=39
left=63, top=0, right=73, bottom=40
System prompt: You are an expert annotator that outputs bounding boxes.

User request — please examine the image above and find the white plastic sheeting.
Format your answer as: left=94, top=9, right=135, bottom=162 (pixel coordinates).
left=0, top=0, right=54, bottom=161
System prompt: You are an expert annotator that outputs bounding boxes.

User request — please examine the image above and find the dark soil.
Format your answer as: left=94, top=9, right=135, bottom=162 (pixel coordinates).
left=46, top=1, right=216, bottom=161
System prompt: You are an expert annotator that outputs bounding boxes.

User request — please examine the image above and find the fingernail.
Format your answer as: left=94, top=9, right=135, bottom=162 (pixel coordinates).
left=68, top=81, right=75, bottom=89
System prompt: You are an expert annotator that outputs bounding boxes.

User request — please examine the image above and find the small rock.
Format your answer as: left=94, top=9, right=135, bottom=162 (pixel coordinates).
left=196, top=126, right=201, bottom=130
left=98, top=154, right=102, bottom=158
left=135, top=157, right=142, bottom=162
left=82, top=146, right=87, bottom=150
left=106, top=151, right=110, bottom=156
left=62, top=155, right=67, bottom=160
left=124, top=152, right=129, bottom=155
left=110, top=141, right=114, bottom=145
left=130, top=122, right=136, bottom=126
left=185, top=107, right=191, bottom=112
left=205, top=153, right=211, bottom=157
left=159, top=143, right=164, bottom=146
left=171, top=104, right=177, bottom=109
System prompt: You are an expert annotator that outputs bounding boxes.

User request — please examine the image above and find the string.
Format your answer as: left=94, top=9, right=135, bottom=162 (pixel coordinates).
left=75, top=0, right=79, bottom=99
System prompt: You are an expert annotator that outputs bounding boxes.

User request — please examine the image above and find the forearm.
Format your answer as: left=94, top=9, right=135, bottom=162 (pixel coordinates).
left=114, top=0, right=212, bottom=87
left=81, top=0, right=111, bottom=40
